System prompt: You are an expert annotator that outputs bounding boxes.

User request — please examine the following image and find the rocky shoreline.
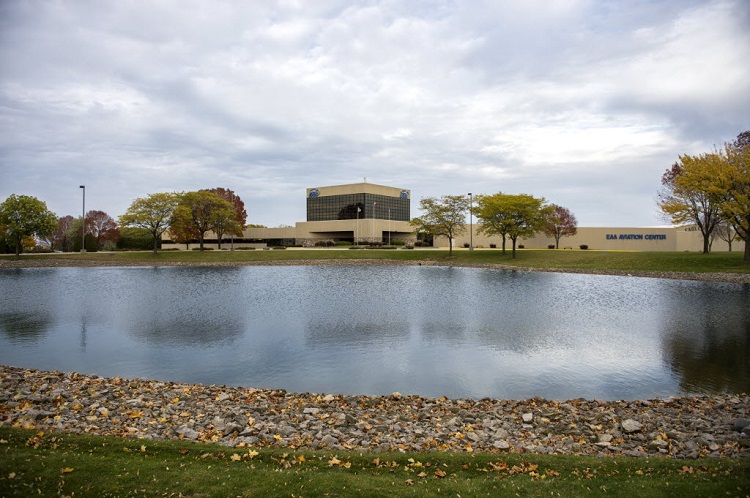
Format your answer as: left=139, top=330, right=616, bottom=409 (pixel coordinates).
left=2, top=366, right=749, bottom=459
left=1, top=255, right=749, bottom=284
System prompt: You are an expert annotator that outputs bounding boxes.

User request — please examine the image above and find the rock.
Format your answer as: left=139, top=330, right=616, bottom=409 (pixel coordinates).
left=522, top=413, right=533, bottom=423
left=176, top=426, right=200, bottom=440
left=732, top=419, right=750, bottom=432
left=320, top=434, right=338, bottom=447
left=598, top=434, right=613, bottom=443
left=303, top=407, right=320, bottom=415
left=493, top=440, right=510, bottom=450
left=621, top=419, right=643, bottom=433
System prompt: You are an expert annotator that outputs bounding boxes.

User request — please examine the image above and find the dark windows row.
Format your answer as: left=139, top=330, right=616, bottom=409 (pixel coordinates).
left=307, top=194, right=410, bottom=222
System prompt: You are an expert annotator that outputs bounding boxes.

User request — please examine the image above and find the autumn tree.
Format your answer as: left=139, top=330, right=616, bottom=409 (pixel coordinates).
left=0, top=194, right=58, bottom=256
left=85, top=210, right=120, bottom=250
left=657, top=156, right=724, bottom=254
left=543, top=204, right=578, bottom=249
left=410, top=195, right=470, bottom=255
left=717, top=134, right=750, bottom=263
left=118, top=192, right=179, bottom=255
left=204, top=188, right=247, bottom=248
left=175, top=191, right=239, bottom=251
left=475, top=193, right=549, bottom=258
left=50, top=215, right=76, bottom=252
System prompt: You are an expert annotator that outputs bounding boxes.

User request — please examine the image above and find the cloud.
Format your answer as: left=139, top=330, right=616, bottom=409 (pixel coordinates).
left=1, top=0, right=748, bottom=227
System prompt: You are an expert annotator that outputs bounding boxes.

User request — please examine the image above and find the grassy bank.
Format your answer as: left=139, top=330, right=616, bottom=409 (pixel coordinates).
left=1, top=427, right=747, bottom=497
left=2, top=248, right=749, bottom=274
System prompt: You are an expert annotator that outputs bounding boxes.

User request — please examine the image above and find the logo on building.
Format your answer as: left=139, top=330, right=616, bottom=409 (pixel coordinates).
left=400, top=190, right=409, bottom=199
left=308, top=189, right=319, bottom=197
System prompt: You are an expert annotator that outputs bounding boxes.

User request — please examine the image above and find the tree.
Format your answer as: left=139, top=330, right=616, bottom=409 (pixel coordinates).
left=85, top=210, right=120, bottom=250
left=0, top=194, right=58, bottom=256
left=118, top=193, right=179, bottom=255
left=543, top=204, right=578, bottom=249
left=658, top=155, right=725, bottom=254
left=50, top=215, right=76, bottom=252
left=410, top=195, right=469, bottom=255
left=175, top=191, right=238, bottom=251
left=717, top=134, right=750, bottom=263
left=475, top=193, right=549, bottom=258
left=204, top=188, right=247, bottom=248
left=713, top=220, right=737, bottom=252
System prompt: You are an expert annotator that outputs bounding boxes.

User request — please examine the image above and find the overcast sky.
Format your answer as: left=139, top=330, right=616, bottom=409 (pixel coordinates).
left=1, top=0, right=748, bottom=228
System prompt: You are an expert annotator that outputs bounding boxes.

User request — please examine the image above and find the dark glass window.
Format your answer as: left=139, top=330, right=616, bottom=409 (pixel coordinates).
left=307, top=193, right=410, bottom=222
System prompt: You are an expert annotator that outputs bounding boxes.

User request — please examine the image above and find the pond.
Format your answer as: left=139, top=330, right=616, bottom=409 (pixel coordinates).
left=1, top=265, right=748, bottom=400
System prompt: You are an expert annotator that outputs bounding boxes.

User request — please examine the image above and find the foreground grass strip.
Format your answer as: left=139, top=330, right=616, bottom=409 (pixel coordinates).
left=2, top=248, right=749, bottom=274
left=1, top=427, right=747, bottom=497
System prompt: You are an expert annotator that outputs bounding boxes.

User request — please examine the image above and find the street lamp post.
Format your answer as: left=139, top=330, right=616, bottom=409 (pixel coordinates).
left=468, top=192, right=473, bottom=251
left=79, top=185, right=86, bottom=253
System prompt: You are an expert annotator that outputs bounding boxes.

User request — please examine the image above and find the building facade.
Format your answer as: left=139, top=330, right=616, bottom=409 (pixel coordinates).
left=163, top=182, right=415, bottom=249
left=434, top=225, right=744, bottom=253
left=162, top=182, right=744, bottom=253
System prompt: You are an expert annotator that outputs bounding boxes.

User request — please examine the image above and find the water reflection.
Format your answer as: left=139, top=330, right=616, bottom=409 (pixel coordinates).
left=0, top=266, right=748, bottom=400
left=661, top=283, right=750, bottom=394
left=0, top=312, right=53, bottom=343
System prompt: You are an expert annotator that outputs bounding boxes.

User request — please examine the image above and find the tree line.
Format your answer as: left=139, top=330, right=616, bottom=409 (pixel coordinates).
left=0, top=188, right=247, bottom=256
left=657, top=130, right=750, bottom=263
left=410, top=194, right=577, bottom=258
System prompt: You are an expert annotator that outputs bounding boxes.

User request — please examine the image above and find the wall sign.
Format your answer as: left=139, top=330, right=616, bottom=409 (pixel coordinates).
left=605, top=234, right=667, bottom=240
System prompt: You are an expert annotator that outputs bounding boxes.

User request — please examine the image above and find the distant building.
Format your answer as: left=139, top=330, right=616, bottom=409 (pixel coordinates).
left=163, top=183, right=744, bottom=253
left=163, top=182, right=415, bottom=249
left=434, top=224, right=744, bottom=253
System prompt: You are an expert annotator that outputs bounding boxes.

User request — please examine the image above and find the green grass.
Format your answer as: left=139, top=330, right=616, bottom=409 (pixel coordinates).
left=1, top=427, right=747, bottom=497
left=3, top=248, right=749, bottom=274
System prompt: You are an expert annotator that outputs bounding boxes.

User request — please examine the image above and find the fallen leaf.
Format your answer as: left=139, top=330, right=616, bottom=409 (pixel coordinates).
left=230, top=454, right=242, bottom=461
left=62, top=468, right=74, bottom=473
left=434, top=469, right=446, bottom=478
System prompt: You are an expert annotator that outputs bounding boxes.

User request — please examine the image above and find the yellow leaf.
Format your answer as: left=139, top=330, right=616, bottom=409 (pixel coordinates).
left=62, top=468, right=74, bottom=473
left=230, top=453, right=242, bottom=461
left=273, top=434, right=282, bottom=440
left=328, top=457, right=341, bottom=466
left=246, top=450, right=259, bottom=459
left=140, top=445, right=146, bottom=452
left=298, top=455, right=305, bottom=463
left=8, top=473, right=16, bottom=479
left=172, top=397, right=180, bottom=403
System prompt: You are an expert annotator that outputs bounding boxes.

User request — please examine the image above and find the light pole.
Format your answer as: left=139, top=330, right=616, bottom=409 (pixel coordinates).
left=79, top=185, right=86, bottom=253
left=468, top=192, right=473, bottom=251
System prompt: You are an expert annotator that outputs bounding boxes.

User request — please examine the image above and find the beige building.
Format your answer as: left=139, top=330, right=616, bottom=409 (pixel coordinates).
left=163, top=182, right=743, bottom=253
left=434, top=224, right=744, bottom=252
left=163, top=182, right=416, bottom=249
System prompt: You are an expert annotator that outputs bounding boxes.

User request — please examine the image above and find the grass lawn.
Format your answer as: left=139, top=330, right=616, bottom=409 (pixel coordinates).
left=1, top=427, right=748, bottom=497
left=3, top=248, right=750, bottom=274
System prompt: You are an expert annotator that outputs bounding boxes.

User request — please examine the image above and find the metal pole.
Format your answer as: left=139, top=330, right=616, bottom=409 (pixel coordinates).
left=468, top=192, right=473, bottom=251
left=79, top=185, right=86, bottom=253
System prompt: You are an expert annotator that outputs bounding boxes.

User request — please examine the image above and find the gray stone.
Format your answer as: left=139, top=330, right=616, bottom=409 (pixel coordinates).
left=176, top=426, right=200, bottom=440
left=732, top=419, right=750, bottom=432
left=493, top=440, right=510, bottom=450
left=621, top=419, right=643, bottom=433
left=522, top=413, right=533, bottom=423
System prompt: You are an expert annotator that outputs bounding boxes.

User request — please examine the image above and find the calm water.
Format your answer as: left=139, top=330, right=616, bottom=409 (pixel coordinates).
left=1, top=266, right=748, bottom=400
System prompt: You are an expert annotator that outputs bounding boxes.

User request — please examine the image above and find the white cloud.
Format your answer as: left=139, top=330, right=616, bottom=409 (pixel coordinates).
left=1, top=0, right=748, bottom=227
